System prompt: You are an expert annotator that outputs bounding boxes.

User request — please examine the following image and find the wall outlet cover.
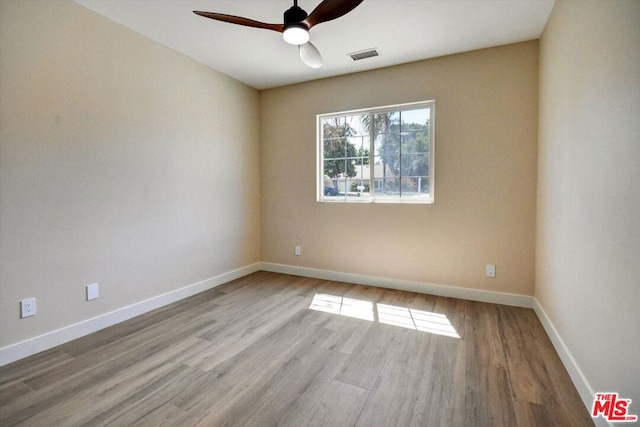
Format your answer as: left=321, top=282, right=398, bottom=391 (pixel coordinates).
left=20, top=298, right=36, bottom=318
left=486, top=265, right=496, bottom=278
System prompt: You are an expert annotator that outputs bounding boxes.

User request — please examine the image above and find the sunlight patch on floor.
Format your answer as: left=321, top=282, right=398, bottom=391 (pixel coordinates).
left=309, top=293, right=374, bottom=321
left=309, top=293, right=460, bottom=338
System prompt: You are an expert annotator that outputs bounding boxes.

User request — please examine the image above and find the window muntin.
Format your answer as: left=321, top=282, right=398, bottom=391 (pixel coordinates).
left=318, top=101, right=434, bottom=203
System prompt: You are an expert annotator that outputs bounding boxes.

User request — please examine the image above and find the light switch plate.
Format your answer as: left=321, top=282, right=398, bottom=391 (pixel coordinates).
left=87, top=283, right=99, bottom=300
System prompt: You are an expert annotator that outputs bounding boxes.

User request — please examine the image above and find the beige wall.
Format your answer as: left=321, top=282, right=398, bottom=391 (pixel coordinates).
left=0, top=0, right=261, bottom=347
left=537, top=0, right=640, bottom=403
left=260, top=41, right=538, bottom=296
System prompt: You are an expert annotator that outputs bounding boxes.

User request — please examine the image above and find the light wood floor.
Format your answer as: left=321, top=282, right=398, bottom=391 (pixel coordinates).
left=1, top=271, right=593, bottom=426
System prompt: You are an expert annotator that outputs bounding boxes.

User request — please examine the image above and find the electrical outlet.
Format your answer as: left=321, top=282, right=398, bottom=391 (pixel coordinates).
left=87, top=283, right=99, bottom=300
left=20, top=297, right=36, bottom=318
left=486, top=264, right=496, bottom=278
left=294, top=245, right=302, bottom=256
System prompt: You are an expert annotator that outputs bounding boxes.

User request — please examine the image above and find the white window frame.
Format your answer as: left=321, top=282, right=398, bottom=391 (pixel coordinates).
left=317, top=100, right=435, bottom=204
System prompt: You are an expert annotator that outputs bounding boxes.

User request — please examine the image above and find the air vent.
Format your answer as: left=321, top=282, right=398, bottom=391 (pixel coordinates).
left=348, top=48, right=380, bottom=61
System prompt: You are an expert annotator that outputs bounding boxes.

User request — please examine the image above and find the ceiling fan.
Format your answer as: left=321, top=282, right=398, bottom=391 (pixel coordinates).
left=194, top=0, right=364, bottom=69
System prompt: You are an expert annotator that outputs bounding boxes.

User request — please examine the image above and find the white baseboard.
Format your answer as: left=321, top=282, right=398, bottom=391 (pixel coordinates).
left=0, top=263, right=261, bottom=367
left=533, top=298, right=607, bottom=427
left=260, top=262, right=534, bottom=308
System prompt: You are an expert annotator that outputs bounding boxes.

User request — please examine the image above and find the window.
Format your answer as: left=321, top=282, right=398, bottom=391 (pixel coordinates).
left=318, top=101, right=434, bottom=203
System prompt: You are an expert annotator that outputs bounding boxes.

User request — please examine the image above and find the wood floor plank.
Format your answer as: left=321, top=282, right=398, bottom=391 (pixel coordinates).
left=386, top=296, right=468, bottom=427
left=0, top=317, right=219, bottom=426
left=521, top=309, right=595, bottom=427
left=334, top=322, right=399, bottom=390
left=307, top=380, right=370, bottom=427
left=409, top=335, right=467, bottom=427
left=431, top=295, right=469, bottom=340
left=0, top=381, right=34, bottom=408
left=0, top=349, right=73, bottom=386
left=319, top=314, right=374, bottom=355
left=378, top=288, right=435, bottom=311
left=22, top=303, right=219, bottom=391
left=171, top=309, right=333, bottom=418
left=3, top=336, right=211, bottom=426
left=276, top=276, right=326, bottom=297
left=0, top=272, right=592, bottom=427
left=186, top=331, right=341, bottom=426
left=56, top=287, right=224, bottom=358
left=188, top=294, right=310, bottom=371
left=512, top=399, right=555, bottom=427
left=127, top=403, right=199, bottom=427
left=213, top=270, right=275, bottom=294
left=203, top=283, right=283, bottom=322
left=355, top=326, right=433, bottom=427
left=80, top=366, right=201, bottom=426
left=301, top=279, right=354, bottom=298
left=499, top=306, right=546, bottom=405
left=233, top=345, right=348, bottom=427
left=500, top=306, right=581, bottom=426
left=464, top=303, right=518, bottom=426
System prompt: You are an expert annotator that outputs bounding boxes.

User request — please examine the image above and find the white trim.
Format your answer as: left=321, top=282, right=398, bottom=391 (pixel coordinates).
left=0, top=263, right=261, bottom=367
left=532, top=298, right=609, bottom=427
left=260, top=262, right=533, bottom=308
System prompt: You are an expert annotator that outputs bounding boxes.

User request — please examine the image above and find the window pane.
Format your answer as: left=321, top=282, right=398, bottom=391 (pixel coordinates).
left=401, top=108, right=430, bottom=130
left=352, top=157, right=368, bottom=179
left=322, top=118, right=346, bottom=145
left=401, top=131, right=429, bottom=154
left=345, top=114, right=367, bottom=136
left=400, top=177, right=430, bottom=198
left=323, top=138, right=345, bottom=159
left=377, top=178, right=400, bottom=195
left=322, top=116, right=348, bottom=159
left=345, top=176, right=371, bottom=200
left=324, top=158, right=347, bottom=181
left=374, top=112, right=399, bottom=131
left=417, top=176, right=430, bottom=194
left=374, top=156, right=400, bottom=177
left=373, top=158, right=399, bottom=195
left=374, top=133, right=400, bottom=158
left=401, top=154, right=429, bottom=177
left=322, top=170, right=341, bottom=198
left=350, top=134, right=369, bottom=158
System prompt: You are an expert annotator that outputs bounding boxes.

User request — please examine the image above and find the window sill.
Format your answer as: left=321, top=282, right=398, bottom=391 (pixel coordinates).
left=318, top=198, right=434, bottom=205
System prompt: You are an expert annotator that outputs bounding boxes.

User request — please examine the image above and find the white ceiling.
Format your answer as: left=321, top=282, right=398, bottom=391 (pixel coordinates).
left=73, top=0, right=555, bottom=90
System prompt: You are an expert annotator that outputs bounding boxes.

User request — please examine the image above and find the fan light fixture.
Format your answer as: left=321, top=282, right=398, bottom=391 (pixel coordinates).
left=193, top=0, right=364, bottom=68
left=299, top=42, right=323, bottom=68
left=283, top=25, right=309, bottom=45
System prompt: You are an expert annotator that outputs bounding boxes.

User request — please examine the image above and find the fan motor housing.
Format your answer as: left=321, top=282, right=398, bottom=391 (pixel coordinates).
left=284, top=5, right=308, bottom=27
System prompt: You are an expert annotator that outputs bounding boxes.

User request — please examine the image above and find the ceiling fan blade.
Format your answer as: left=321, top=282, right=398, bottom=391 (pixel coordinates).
left=193, top=11, right=284, bottom=33
left=305, top=0, right=364, bottom=29
left=299, top=41, right=323, bottom=68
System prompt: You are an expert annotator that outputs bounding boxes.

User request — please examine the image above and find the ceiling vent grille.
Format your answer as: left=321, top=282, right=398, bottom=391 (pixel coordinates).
left=348, top=48, right=380, bottom=61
